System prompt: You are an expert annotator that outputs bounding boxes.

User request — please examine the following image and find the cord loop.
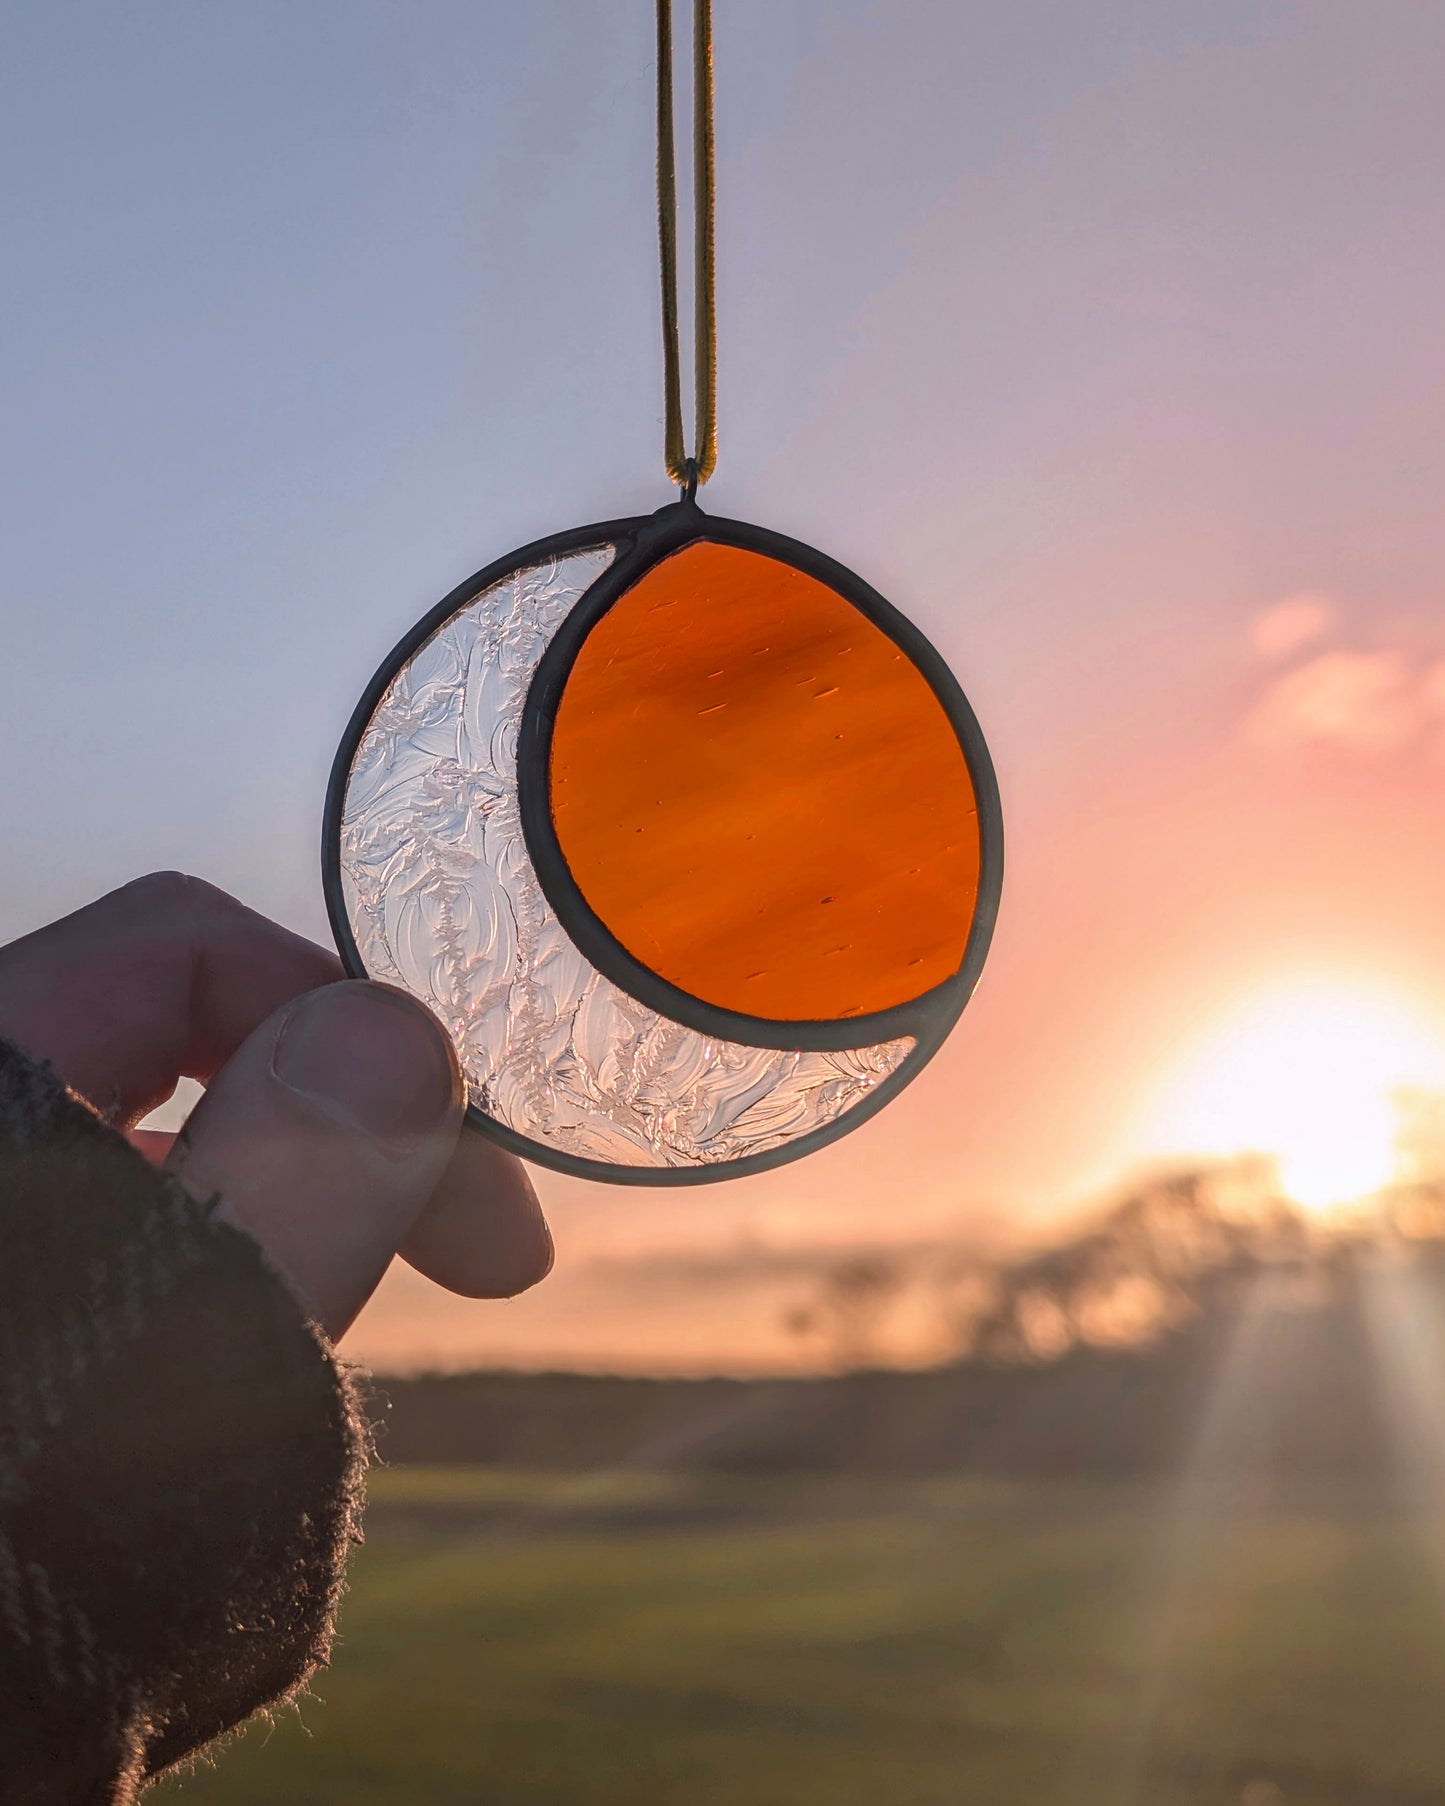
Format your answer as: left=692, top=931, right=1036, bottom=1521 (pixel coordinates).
left=657, top=0, right=716, bottom=489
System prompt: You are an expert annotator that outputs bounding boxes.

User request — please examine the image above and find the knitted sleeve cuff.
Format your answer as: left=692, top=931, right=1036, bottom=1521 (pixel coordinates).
left=0, top=1039, right=367, bottom=1804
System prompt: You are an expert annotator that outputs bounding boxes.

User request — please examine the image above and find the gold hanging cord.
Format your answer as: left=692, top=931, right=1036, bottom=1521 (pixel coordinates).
left=657, top=0, right=716, bottom=492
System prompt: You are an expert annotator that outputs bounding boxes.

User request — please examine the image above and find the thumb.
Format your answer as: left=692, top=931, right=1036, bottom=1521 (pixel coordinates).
left=166, top=981, right=464, bottom=1340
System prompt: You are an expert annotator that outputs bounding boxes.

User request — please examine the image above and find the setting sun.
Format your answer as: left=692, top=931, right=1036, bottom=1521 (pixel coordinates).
left=1140, top=984, right=1445, bottom=1210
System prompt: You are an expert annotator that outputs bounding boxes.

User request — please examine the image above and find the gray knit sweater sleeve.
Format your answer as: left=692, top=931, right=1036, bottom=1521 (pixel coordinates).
left=0, top=1039, right=367, bottom=1803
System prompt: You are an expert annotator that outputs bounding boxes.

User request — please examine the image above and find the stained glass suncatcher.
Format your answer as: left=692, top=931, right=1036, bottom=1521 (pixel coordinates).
left=324, top=499, right=1002, bottom=1184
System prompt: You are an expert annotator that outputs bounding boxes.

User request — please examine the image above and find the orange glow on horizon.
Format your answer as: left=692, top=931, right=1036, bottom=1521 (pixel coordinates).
left=1137, top=982, right=1445, bottom=1210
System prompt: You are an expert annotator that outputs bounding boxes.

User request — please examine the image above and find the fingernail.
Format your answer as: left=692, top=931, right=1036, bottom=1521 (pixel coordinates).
left=272, top=982, right=461, bottom=1143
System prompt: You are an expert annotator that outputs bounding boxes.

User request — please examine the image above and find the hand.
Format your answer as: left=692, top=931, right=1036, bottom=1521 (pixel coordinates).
left=0, top=872, right=552, bottom=1338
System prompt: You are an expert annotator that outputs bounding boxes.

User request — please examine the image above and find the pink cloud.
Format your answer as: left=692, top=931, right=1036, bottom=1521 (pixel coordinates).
left=1248, top=649, right=1423, bottom=754
left=1250, top=594, right=1334, bottom=661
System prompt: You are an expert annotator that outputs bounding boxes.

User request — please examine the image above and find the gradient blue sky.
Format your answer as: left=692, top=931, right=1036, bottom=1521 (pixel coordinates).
left=6, top=3, right=1445, bottom=1369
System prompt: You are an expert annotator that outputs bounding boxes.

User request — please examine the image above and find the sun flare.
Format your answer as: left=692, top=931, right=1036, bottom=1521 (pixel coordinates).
left=1141, top=983, right=1445, bottom=1210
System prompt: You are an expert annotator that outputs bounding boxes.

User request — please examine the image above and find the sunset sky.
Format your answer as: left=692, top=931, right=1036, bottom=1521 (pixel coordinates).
left=5, top=2, right=1445, bottom=1371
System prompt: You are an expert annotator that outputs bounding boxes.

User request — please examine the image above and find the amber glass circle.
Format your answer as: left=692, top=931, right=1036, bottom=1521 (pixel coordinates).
left=548, top=541, right=980, bottom=1023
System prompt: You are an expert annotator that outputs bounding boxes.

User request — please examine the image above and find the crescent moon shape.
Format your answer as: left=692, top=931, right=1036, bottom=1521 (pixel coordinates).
left=331, top=542, right=923, bottom=1183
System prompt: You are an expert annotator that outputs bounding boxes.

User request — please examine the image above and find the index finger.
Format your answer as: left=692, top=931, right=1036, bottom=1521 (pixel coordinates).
left=0, top=871, right=342, bottom=1126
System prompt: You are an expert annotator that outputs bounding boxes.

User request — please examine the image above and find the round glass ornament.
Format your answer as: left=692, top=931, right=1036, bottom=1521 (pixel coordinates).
left=323, top=499, right=1002, bottom=1184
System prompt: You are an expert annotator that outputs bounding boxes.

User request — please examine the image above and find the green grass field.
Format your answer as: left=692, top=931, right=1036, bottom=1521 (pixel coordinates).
left=157, top=1468, right=1445, bottom=1805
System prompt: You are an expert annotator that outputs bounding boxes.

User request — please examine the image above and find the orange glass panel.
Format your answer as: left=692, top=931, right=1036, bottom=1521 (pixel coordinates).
left=548, top=541, right=980, bottom=1022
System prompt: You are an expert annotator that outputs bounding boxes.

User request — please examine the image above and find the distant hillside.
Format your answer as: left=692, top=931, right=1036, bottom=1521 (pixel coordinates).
left=373, top=1170, right=1445, bottom=1481
left=371, top=1278, right=1428, bottom=1482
